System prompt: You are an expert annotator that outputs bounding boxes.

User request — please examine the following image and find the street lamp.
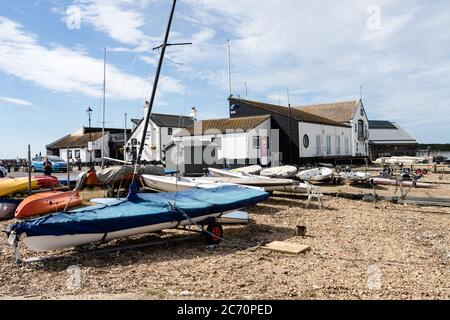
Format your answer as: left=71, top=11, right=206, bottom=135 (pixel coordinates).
left=86, top=107, right=93, bottom=168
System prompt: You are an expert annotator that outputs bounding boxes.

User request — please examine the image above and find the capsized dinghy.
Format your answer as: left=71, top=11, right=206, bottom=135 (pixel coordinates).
left=0, top=176, right=59, bottom=197
left=231, top=165, right=262, bottom=175
left=370, top=177, right=434, bottom=189
left=297, top=168, right=334, bottom=182
left=339, top=171, right=372, bottom=182
left=260, top=166, right=298, bottom=178
left=15, top=191, right=83, bottom=219
left=7, top=185, right=269, bottom=252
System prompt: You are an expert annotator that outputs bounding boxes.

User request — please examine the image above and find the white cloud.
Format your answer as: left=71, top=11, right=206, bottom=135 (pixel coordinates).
left=180, top=0, right=450, bottom=142
left=0, top=96, right=32, bottom=106
left=0, top=16, right=185, bottom=101
left=58, top=0, right=157, bottom=50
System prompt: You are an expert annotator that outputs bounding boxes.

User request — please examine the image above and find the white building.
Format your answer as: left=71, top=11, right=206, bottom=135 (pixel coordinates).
left=47, top=127, right=130, bottom=163
left=176, top=115, right=273, bottom=166
left=298, top=122, right=352, bottom=159
left=298, top=100, right=370, bottom=157
left=229, top=98, right=355, bottom=164
left=125, top=102, right=195, bottom=163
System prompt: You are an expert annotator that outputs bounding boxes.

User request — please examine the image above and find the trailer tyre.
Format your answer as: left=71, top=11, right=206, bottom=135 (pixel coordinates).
left=205, top=222, right=223, bottom=245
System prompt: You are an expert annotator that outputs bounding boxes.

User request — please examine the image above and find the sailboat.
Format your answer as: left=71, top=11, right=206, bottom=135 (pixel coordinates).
left=6, top=0, right=269, bottom=253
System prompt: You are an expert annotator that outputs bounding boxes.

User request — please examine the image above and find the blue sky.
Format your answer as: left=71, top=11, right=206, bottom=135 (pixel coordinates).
left=1, top=0, right=449, bottom=159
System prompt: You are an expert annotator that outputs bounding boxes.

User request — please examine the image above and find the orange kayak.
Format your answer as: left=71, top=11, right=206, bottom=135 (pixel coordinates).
left=15, top=191, right=83, bottom=219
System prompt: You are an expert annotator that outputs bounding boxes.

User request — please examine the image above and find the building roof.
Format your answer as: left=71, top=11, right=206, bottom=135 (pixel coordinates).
left=369, top=121, right=417, bottom=145
left=84, top=127, right=132, bottom=135
left=368, top=120, right=397, bottom=130
left=47, top=132, right=105, bottom=150
left=230, top=98, right=350, bottom=127
left=133, top=114, right=195, bottom=129
left=296, top=100, right=360, bottom=124
left=180, top=115, right=271, bottom=136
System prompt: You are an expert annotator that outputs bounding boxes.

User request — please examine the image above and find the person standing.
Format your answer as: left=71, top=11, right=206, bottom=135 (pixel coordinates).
left=43, top=157, right=53, bottom=176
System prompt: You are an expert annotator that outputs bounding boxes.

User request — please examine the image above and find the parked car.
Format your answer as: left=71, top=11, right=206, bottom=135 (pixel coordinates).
left=31, top=156, right=68, bottom=173
left=0, top=165, right=6, bottom=178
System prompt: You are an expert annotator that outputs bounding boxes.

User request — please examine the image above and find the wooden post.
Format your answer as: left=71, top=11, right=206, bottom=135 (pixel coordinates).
left=27, top=145, right=32, bottom=195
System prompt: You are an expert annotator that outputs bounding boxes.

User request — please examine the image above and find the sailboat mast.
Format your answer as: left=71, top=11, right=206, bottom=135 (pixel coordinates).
left=227, top=39, right=232, bottom=97
left=137, top=0, right=178, bottom=164
left=101, top=47, right=106, bottom=169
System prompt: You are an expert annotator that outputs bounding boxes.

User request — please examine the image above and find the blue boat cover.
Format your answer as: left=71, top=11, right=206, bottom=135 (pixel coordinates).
left=9, top=186, right=268, bottom=237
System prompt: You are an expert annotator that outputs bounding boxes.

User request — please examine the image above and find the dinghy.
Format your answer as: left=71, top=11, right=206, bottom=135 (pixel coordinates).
left=370, top=177, right=434, bottom=189
left=339, top=171, right=372, bottom=182
left=0, top=176, right=59, bottom=197
left=260, top=166, right=298, bottom=178
left=141, top=175, right=231, bottom=193
left=7, top=186, right=269, bottom=252
left=0, top=199, right=21, bottom=220
left=142, top=175, right=296, bottom=193
left=15, top=191, right=83, bottom=219
left=297, top=167, right=334, bottom=182
left=231, top=165, right=262, bottom=175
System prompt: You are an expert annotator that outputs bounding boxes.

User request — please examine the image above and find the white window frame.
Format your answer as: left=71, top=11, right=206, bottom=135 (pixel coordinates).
left=336, top=136, right=341, bottom=155
left=326, top=135, right=332, bottom=155
left=315, top=135, right=321, bottom=156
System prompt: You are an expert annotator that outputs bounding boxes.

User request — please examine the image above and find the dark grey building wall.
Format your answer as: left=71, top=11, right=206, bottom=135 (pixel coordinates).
left=229, top=100, right=300, bottom=165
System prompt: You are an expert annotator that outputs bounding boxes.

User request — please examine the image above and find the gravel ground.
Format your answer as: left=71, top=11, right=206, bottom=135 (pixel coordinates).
left=0, top=175, right=449, bottom=300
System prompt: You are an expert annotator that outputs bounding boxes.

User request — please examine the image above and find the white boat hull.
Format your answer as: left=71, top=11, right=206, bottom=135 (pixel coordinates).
left=19, top=214, right=221, bottom=252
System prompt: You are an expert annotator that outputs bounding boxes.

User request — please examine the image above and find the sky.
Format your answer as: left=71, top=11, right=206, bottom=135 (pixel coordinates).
left=0, top=0, right=449, bottom=159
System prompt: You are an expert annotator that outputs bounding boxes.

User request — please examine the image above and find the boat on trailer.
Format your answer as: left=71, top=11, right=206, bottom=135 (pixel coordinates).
left=6, top=185, right=269, bottom=252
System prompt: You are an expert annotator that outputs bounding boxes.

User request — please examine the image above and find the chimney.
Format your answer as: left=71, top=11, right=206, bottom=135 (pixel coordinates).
left=190, top=107, right=198, bottom=120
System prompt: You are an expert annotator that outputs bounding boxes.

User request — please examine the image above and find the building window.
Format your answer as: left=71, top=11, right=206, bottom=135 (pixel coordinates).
left=303, top=135, right=309, bottom=149
left=95, top=150, right=101, bottom=158
left=326, top=135, right=331, bottom=155
left=345, top=138, right=349, bottom=154
left=68, top=150, right=73, bottom=159
left=253, top=136, right=260, bottom=149
left=336, top=136, right=341, bottom=155
left=168, top=128, right=173, bottom=136
left=315, top=135, right=321, bottom=155
left=358, top=120, right=365, bottom=139
left=75, top=150, right=80, bottom=159
left=360, top=107, right=364, bottom=116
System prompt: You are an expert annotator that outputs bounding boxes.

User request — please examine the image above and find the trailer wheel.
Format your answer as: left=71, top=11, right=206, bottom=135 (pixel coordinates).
left=205, top=222, right=223, bottom=245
